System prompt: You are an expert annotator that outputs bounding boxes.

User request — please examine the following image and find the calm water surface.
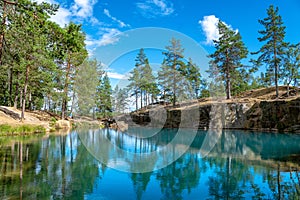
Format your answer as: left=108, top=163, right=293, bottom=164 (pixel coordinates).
left=0, top=128, right=300, bottom=199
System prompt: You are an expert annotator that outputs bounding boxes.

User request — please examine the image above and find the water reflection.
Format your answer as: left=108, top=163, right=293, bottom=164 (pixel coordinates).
left=0, top=133, right=101, bottom=199
left=0, top=129, right=300, bottom=199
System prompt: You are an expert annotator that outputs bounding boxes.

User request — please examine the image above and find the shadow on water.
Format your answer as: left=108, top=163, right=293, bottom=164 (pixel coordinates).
left=0, top=128, right=300, bottom=199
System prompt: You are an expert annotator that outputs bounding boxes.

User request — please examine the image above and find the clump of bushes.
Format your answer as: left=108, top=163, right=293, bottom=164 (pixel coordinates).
left=49, top=117, right=57, bottom=132
left=0, top=124, right=46, bottom=136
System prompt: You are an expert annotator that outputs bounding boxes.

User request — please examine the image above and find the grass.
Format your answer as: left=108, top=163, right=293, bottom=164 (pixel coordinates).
left=0, top=124, right=46, bottom=136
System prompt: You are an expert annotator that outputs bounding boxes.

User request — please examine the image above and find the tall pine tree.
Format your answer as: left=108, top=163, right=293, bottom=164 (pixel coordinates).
left=158, top=38, right=187, bottom=106
left=128, top=48, right=157, bottom=110
left=209, top=21, right=248, bottom=99
left=97, top=73, right=112, bottom=118
left=74, top=59, right=102, bottom=116
left=253, top=5, right=287, bottom=98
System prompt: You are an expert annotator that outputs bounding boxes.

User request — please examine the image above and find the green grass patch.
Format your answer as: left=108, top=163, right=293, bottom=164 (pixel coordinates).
left=0, top=124, right=46, bottom=136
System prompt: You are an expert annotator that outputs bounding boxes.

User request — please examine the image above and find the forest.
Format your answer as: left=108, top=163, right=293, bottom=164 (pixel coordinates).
left=0, top=1, right=299, bottom=119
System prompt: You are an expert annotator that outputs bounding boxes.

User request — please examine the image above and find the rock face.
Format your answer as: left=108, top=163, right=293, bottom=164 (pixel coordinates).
left=55, top=120, right=72, bottom=129
left=245, top=98, right=300, bottom=132
left=124, top=97, right=300, bottom=133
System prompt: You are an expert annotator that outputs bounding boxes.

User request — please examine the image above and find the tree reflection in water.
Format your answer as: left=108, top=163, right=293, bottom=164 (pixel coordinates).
left=0, top=129, right=300, bottom=199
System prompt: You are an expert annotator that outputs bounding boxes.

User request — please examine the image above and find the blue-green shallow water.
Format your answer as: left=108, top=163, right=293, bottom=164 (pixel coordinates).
left=0, top=129, right=300, bottom=199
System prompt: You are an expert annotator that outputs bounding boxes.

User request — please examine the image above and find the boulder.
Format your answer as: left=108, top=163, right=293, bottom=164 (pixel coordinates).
left=55, top=120, right=71, bottom=129
left=116, top=121, right=128, bottom=132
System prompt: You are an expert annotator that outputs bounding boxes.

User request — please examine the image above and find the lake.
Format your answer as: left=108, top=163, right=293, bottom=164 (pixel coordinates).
left=0, top=128, right=300, bottom=199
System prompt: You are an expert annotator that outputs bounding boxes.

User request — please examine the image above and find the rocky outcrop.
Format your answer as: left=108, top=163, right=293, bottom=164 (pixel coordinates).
left=55, top=120, right=72, bottom=129
left=0, top=106, right=20, bottom=120
left=116, top=121, right=128, bottom=132
left=119, top=97, right=300, bottom=133
left=245, top=98, right=300, bottom=132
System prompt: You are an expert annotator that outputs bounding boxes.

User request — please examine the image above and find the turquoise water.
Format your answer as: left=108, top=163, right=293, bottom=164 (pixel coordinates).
left=0, top=129, right=300, bottom=199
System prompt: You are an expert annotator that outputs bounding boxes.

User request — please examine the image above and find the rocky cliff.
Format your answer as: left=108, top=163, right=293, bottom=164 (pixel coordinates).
left=116, top=97, right=300, bottom=133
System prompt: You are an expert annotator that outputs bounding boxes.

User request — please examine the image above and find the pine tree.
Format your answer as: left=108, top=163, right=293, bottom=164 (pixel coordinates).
left=128, top=48, right=157, bottom=110
left=158, top=38, right=188, bottom=106
left=113, top=86, right=128, bottom=114
left=253, top=5, right=287, bottom=98
left=140, top=59, right=156, bottom=106
left=282, top=43, right=300, bottom=96
left=74, top=59, right=101, bottom=116
left=128, top=68, right=140, bottom=111
left=1, top=0, right=59, bottom=120
left=179, top=58, right=201, bottom=98
left=209, top=20, right=248, bottom=99
left=60, top=22, right=87, bottom=119
left=97, top=73, right=112, bottom=118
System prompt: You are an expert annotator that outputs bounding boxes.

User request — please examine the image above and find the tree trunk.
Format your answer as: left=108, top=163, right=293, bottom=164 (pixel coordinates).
left=273, top=19, right=279, bottom=99
left=70, top=90, right=76, bottom=117
left=48, top=96, right=51, bottom=111
left=0, top=1, right=6, bottom=65
left=225, top=51, right=231, bottom=99
left=28, top=91, right=32, bottom=110
left=144, top=90, right=148, bottom=107
left=14, top=72, right=19, bottom=108
left=226, top=70, right=231, bottom=99
left=21, top=65, right=30, bottom=121
left=275, top=63, right=279, bottom=98
left=62, top=57, right=71, bottom=119
left=140, top=89, right=143, bottom=109
left=19, top=90, right=22, bottom=111
left=173, top=69, right=176, bottom=106
left=135, top=90, right=138, bottom=111
left=8, top=67, right=13, bottom=106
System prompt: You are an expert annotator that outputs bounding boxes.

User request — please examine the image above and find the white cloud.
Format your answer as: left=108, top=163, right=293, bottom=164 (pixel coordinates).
left=199, top=15, right=238, bottom=45
left=71, top=0, right=97, bottom=18
left=107, top=72, right=127, bottom=79
left=33, top=0, right=71, bottom=27
left=50, top=7, right=72, bottom=27
left=136, top=0, right=174, bottom=18
left=103, top=9, right=130, bottom=28
left=98, top=28, right=122, bottom=46
left=199, top=15, right=220, bottom=45
left=85, top=28, right=122, bottom=50
left=34, top=0, right=100, bottom=27
left=85, top=28, right=123, bottom=57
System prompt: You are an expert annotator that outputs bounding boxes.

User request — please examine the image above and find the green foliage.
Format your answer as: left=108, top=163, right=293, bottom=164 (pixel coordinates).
left=208, top=20, right=248, bottom=99
left=158, top=38, right=196, bottom=105
left=0, top=0, right=88, bottom=119
left=0, top=2, right=299, bottom=120
left=0, top=124, right=45, bottom=135
left=282, top=43, right=300, bottom=94
left=74, top=59, right=102, bottom=116
left=0, top=0, right=60, bottom=119
left=97, top=73, right=112, bottom=118
left=128, top=48, right=158, bottom=110
left=113, top=85, right=129, bottom=114
left=60, top=22, right=88, bottom=119
left=253, top=5, right=287, bottom=98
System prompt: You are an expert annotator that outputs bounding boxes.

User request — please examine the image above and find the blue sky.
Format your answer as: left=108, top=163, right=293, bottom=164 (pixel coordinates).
left=36, top=0, right=300, bottom=84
